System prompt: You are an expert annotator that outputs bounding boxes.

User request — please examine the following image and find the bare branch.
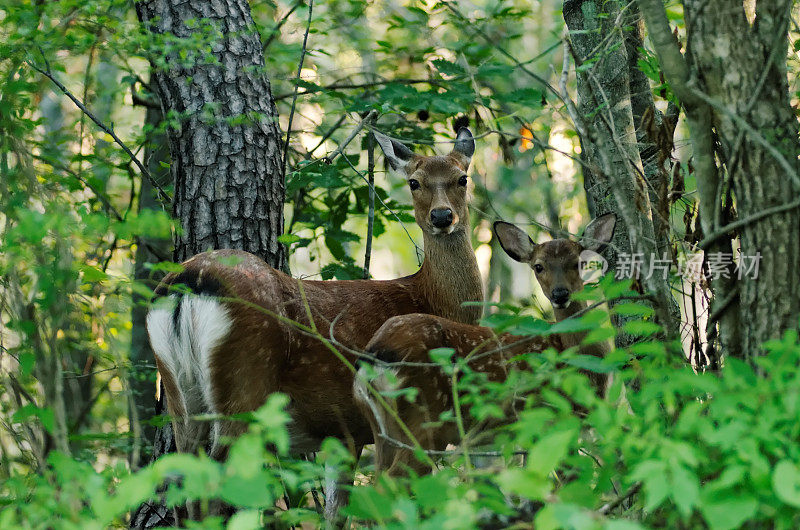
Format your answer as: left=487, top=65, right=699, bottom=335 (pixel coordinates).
left=323, top=109, right=376, bottom=165
left=282, top=0, right=314, bottom=180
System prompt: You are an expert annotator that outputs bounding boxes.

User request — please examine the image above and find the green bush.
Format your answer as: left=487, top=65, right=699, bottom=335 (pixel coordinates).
left=4, top=288, right=799, bottom=529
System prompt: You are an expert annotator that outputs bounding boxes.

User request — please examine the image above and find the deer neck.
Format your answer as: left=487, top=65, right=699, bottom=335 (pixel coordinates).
left=414, top=228, right=483, bottom=325
left=554, top=300, right=588, bottom=350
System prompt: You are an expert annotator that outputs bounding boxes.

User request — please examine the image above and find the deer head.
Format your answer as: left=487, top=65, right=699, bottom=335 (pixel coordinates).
left=373, top=128, right=475, bottom=236
left=493, top=214, right=616, bottom=310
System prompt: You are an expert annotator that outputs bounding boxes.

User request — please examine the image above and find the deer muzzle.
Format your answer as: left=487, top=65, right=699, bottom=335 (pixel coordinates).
left=430, top=208, right=454, bottom=228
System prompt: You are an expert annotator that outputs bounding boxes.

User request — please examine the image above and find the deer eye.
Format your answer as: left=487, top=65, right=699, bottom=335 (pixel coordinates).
left=534, top=264, right=544, bottom=274
left=408, top=179, right=420, bottom=191
left=458, top=175, right=468, bottom=186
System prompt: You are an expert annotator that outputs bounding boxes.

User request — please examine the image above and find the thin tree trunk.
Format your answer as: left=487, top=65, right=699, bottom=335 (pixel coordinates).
left=563, top=0, right=679, bottom=344
left=128, top=99, right=171, bottom=470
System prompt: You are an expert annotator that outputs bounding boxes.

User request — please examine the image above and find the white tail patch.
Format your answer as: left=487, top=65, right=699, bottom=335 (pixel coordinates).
left=147, top=295, right=231, bottom=427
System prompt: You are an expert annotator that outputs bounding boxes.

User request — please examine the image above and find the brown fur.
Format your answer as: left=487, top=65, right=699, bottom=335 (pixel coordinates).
left=151, top=137, right=484, bottom=460
left=356, top=215, right=616, bottom=476
left=359, top=314, right=562, bottom=476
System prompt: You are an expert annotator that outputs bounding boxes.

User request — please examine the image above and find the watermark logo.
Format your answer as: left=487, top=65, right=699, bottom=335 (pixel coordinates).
left=579, top=249, right=608, bottom=283
left=604, top=250, right=761, bottom=281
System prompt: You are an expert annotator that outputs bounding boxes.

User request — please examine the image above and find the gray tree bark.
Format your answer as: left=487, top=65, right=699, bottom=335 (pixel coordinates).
left=563, top=0, right=680, bottom=343
left=131, top=1, right=287, bottom=526
left=136, top=0, right=286, bottom=267
left=685, top=0, right=800, bottom=359
left=640, top=0, right=800, bottom=360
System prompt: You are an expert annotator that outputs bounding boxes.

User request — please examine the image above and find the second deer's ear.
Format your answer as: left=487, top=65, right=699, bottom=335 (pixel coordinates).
left=373, top=130, right=414, bottom=173
left=493, top=221, right=536, bottom=263
left=581, top=213, right=616, bottom=253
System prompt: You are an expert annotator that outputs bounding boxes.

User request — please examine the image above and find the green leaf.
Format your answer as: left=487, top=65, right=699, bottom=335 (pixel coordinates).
left=773, top=460, right=800, bottom=507
left=226, top=510, right=262, bottom=530
left=550, top=317, right=593, bottom=334
left=496, top=468, right=550, bottom=501
left=581, top=326, right=615, bottom=344
left=563, top=354, right=620, bottom=373
left=527, top=428, right=576, bottom=475
left=600, top=277, right=634, bottom=300
left=411, top=474, right=451, bottom=510
left=278, top=233, right=301, bottom=245
left=631, top=460, right=668, bottom=511
left=12, top=404, right=55, bottom=434
left=699, top=495, right=757, bottom=530
left=670, top=465, right=699, bottom=517
left=429, top=347, right=455, bottom=364
left=18, top=351, right=35, bottom=377
left=622, top=320, right=661, bottom=337
left=220, top=470, right=275, bottom=508
left=431, top=59, right=465, bottom=76
left=345, top=486, right=395, bottom=520
left=80, top=264, right=108, bottom=283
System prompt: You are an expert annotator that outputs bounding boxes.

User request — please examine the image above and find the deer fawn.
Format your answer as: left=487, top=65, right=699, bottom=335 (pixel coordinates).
left=147, top=128, right=484, bottom=521
left=354, top=213, right=616, bottom=476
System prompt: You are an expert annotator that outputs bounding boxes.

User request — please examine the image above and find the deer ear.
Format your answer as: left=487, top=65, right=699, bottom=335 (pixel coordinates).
left=581, top=213, right=616, bottom=253
left=373, top=130, right=414, bottom=172
left=493, top=221, right=536, bottom=263
left=451, top=127, right=475, bottom=162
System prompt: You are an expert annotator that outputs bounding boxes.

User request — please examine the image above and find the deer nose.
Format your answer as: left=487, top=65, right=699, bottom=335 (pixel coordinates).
left=430, top=208, right=453, bottom=228
left=551, top=287, right=570, bottom=306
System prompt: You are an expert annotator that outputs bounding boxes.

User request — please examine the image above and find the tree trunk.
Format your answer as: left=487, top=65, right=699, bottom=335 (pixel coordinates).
left=682, top=0, right=800, bottom=359
left=128, top=100, right=171, bottom=470
left=131, top=1, right=287, bottom=526
left=641, top=0, right=800, bottom=361
left=563, top=0, right=679, bottom=343
left=136, top=0, right=286, bottom=267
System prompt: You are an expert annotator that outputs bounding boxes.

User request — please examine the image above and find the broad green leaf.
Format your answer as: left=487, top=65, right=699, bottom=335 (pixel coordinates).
left=528, top=428, right=576, bottom=475
left=496, top=468, right=550, bottom=501
left=80, top=264, right=108, bottom=283
left=699, top=495, right=757, bottom=530
left=670, top=465, right=700, bottom=517
left=622, top=320, right=661, bottom=337
left=773, top=460, right=800, bottom=507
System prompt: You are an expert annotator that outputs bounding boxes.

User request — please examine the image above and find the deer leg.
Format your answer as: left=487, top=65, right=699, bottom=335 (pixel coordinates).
left=157, top=360, right=212, bottom=524
left=323, top=444, right=363, bottom=529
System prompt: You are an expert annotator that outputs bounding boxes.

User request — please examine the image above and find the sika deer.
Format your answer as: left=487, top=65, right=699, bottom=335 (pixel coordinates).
left=354, top=214, right=616, bottom=476
left=147, top=128, right=484, bottom=521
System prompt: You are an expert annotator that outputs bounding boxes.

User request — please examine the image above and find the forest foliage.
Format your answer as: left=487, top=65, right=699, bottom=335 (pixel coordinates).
left=1, top=0, right=800, bottom=528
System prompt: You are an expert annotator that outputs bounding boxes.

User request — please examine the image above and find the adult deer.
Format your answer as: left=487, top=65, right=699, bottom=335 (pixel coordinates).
left=146, top=128, right=483, bottom=521
left=354, top=213, right=616, bottom=476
